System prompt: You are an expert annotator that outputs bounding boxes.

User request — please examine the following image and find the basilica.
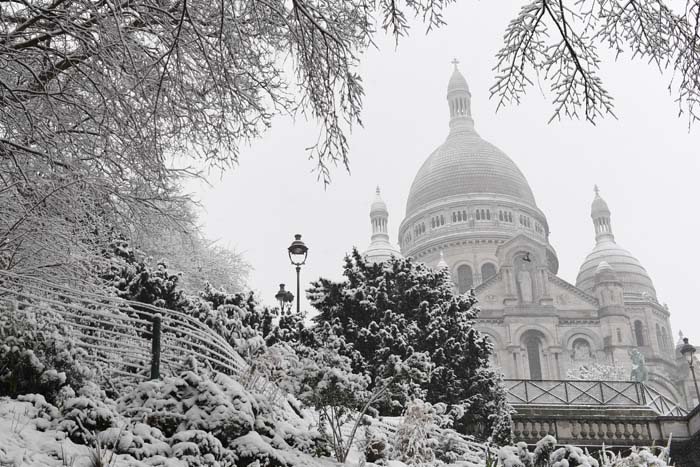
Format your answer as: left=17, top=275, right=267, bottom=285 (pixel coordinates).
left=363, top=63, right=697, bottom=409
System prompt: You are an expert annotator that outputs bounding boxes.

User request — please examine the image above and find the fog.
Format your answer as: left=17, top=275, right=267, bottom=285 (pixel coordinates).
left=187, top=2, right=700, bottom=344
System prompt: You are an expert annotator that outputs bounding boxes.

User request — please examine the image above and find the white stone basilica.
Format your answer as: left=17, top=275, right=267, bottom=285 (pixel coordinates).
left=363, top=63, right=697, bottom=408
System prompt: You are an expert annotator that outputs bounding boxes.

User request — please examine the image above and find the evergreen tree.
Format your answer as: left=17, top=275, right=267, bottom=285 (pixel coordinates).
left=307, top=249, right=512, bottom=442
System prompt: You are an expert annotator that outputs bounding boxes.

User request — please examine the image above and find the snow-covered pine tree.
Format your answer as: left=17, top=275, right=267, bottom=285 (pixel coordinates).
left=307, top=249, right=512, bottom=442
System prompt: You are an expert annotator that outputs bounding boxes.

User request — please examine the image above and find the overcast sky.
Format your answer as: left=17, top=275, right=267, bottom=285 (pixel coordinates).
left=187, top=2, right=700, bottom=344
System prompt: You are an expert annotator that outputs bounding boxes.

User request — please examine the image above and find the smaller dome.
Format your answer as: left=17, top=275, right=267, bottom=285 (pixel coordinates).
left=364, top=241, right=401, bottom=265
left=577, top=239, right=656, bottom=298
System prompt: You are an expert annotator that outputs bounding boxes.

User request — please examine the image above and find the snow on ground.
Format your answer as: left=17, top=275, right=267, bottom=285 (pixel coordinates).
left=0, top=397, right=185, bottom=467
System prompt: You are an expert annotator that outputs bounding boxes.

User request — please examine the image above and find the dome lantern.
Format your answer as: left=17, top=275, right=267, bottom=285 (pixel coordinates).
left=591, top=185, right=614, bottom=243
left=447, top=59, right=474, bottom=131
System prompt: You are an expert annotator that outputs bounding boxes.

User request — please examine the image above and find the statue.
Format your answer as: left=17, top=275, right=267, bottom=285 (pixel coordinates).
left=629, top=348, right=648, bottom=383
left=572, top=339, right=592, bottom=362
left=517, top=270, right=533, bottom=303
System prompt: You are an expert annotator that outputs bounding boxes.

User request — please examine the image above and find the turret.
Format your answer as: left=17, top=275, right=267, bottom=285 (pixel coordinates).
left=364, top=187, right=401, bottom=264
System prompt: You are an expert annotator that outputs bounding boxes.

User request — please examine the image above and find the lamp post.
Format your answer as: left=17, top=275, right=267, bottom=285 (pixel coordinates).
left=680, top=337, right=700, bottom=402
left=274, top=283, right=294, bottom=313
left=287, top=234, right=308, bottom=314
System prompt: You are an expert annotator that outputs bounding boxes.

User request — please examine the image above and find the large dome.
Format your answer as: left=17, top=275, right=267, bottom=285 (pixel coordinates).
left=405, top=127, right=537, bottom=217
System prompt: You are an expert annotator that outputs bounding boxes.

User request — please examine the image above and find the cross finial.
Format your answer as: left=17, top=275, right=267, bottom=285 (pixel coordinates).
left=451, top=58, right=459, bottom=69
left=594, top=184, right=600, bottom=196
left=376, top=185, right=381, bottom=195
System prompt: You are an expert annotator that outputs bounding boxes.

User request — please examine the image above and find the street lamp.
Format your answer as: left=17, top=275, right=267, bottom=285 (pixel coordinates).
left=680, top=337, right=700, bottom=403
left=287, top=234, right=308, bottom=314
left=274, top=283, right=294, bottom=313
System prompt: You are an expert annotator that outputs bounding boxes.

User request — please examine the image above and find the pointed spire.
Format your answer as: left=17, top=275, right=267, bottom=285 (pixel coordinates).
left=447, top=59, right=474, bottom=131
left=590, top=185, right=614, bottom=243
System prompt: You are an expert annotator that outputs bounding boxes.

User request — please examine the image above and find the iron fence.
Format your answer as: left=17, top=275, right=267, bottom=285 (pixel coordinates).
left=505, top=379, right=688, bottom=416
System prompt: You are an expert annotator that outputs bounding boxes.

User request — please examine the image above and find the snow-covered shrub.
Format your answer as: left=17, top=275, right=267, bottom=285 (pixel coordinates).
left=117, top=371, right=256, bottom=446
left=498, top=442, right=533, bottom=467
left=533, top=436, right=557, bottom=467
left=433, top=429, right=475, bottom=464
left=599, top=445, right=669, bottom=467
left=392, top=400, right=446, bottom=465
left=170, top=430, right=237, bottom=467
left=566, top=364, right=626, bottom=381
left=230, top=431, right=308, bottom=467
left=14, top=393, right=60, bottom=432
left=361, top=428, right=391, bottom=465
left=126, top=423, right=172, bottom=459
left=549, top=444, right=599, bottom=467
left=289, top=331, right=372, bottom=462
left=57, top=385, right=119, bottom=444
left=0, top=303, right=92, bottom=404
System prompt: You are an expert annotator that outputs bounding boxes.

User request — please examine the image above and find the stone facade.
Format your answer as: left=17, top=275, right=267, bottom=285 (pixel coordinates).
left=369, top=63, right=697, bottom=409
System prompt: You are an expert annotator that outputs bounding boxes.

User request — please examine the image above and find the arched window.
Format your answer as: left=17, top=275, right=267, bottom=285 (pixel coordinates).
left=486, top=210, right=491, bottom=220
left=440, top=215, right=444, bottom=225
left=661, top=326, right=669, bottom=352
left=525, top=334, right=543, bottom=380
left=462, top=210, right=467, bottom=221
left=457, top=265, right=473, bottom=294
left=476, top=210, right=481, bottom=220
left=481, top=263, right=497, bottom=281
left=616, top=328, right=622, bottom=343
left=509, top=212, right=513, bottom=223
left=457, top=211, right=462, bottom=222
left=656, top=324, right=663, bottom=352
left=634, top=320, right=645, bottom=346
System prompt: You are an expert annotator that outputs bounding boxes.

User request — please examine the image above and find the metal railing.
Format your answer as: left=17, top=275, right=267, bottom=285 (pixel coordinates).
left=0, top=271, right=284, bottom=404
left=505, top=379, right=688, bottom=416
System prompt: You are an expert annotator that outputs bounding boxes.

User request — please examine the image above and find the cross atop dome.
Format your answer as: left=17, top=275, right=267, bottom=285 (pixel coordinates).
left=594, top=184, right=600, bottom=196
left=451, top=58, right=460, bottom=69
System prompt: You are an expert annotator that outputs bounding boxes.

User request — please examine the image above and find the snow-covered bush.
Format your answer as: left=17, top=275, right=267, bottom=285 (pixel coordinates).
left=170, top=430, right=237, bottom=467
left=599, top=445, right=670, bottom=467
left=0, top=303, right=93, bottom=405
left=57, top=383, right=119, bottom=444
left=566, top=364, right=627, bottom=381
left=434, top=429, right=476, bottom=464
left=117, top=371, right=256, bottom=445
left=549, top=444, right=598, bottom=467
left=361, top=428, right=391, bottom=465
left=392, top=400, right=448, bottom=465
left=289, top=330, right=372, bottom=462
left=498, top=442, right=534, bottom=467
left=229, top=431, right=309, bottom=467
